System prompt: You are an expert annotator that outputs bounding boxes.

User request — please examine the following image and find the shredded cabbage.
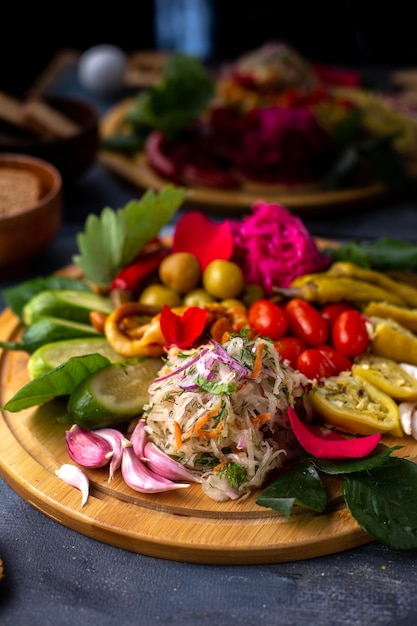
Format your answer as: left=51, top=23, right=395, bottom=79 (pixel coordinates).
left=143, top=334, right=310, bottom=501
left=231, top=201, right=331, bottom=295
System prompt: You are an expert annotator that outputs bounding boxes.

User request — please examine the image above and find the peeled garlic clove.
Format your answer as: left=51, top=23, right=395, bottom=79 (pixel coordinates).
left=144, top=441, right=201, bottom=483
left=94, top=427, right=131, bottom=481
left=121, top=447, right=190, bottom=493
left=399, top=402, right=415, bottom=436
left=66, top=424, right=113, bottom=468
left=56, top=463, right=89, bottom=507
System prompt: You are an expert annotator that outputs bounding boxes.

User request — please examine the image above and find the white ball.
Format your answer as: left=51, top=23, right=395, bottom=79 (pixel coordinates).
left=78, top=44, right=127, bottom=96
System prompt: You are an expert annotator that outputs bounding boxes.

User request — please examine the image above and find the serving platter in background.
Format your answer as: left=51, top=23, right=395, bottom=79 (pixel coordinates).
left=98, top=98, right=388, bottom=217
left=1, top=268, right=416, bottom=564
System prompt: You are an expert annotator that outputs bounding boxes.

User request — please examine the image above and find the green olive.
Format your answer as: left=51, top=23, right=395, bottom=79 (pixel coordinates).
left=158, top=252, right=201, bottom=294
left=220, top=298, right=244, bottom=309
left=242, top=283, right=265, bottom=307
left=139, top=284, right=182, bottom=307
left=202, top=260, right=245, bottom=300
left=182, top=288, right=216, bottom=307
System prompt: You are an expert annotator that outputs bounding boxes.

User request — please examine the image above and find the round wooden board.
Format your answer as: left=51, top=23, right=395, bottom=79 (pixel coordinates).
left=2, top=304, right=417, bottom=564
left=99, top=98, right=387, bottom=217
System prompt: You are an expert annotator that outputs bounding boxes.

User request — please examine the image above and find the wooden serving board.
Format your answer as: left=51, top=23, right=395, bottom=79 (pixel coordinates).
left=99, top=98, right=387, bottom=217
left=1, top=305, right=416, bottom=564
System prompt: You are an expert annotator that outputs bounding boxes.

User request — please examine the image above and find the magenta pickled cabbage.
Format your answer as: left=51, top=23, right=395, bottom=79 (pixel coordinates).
left=230, top=201, right=331, bottom=295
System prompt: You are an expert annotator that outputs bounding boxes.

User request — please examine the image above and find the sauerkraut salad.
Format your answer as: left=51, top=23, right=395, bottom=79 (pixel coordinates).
left=143, top=333, right=310, bottom=501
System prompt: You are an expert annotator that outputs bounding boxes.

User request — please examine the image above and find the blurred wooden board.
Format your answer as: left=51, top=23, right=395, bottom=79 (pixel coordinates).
left=1, top=277, right=416, bottom=563
left=99, top=98, right=388, bottom=216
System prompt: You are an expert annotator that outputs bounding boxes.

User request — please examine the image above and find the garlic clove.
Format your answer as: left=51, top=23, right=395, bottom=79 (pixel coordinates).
left=65, top=424, right=113, bottom=468
left=94, top=427, right=131, bottom=482
left=399, top=402, right=415, bottom=436
left=121, top=447, right=190, bottom=493
left=55, top=463, right=90, bottom=507
left=129, top=419, right=148, bottom=459
left=144, top=441, right=201, bottom=483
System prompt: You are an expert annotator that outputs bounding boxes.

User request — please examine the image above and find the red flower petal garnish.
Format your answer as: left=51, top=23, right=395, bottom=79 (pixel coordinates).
left=172, top=211, right=234, bottom=271
left=288, top=407, right=381, bottom=459
left=160, top=305, right=207, bottom=349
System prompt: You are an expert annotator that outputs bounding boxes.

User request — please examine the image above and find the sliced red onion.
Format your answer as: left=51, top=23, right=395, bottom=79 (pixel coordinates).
left=65, top=425, right=113, bottom=468
left=154, top=347, right=210, bottom=384
left=144, top=442, right=201, bottom=483
left=209, top=340, right=250, bottom=379
left=121, top=447, right=190, bottom=493
left=55, top=464, right=89, bottom=507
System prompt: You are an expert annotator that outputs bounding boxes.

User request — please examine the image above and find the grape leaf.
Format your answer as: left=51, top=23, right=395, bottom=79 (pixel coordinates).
left=343, top=456, right=417, bottom=549
left=73, top=186, right=186, bottom=287
left=2, top=354, right=110, bottom=411
left=256, top=461, right=327, bottom=518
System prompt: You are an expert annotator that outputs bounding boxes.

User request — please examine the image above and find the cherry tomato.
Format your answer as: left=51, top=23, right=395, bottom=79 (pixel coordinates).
left=316, top=345, right=352, bottom=374
left=274, top=336, right=307, bottom=369
left=321, top=302, right=353, bottom=329
left=332, top=310, right=369, bottom=357
left=248, top=299, right=289, bottom=340
left=285, top=298, right=328, bottom=347
left=296, top=348, right=336, bottom=380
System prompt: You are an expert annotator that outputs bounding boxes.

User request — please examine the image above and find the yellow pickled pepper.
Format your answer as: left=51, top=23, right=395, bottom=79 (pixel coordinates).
left=368, top=316, right=417, bottom=366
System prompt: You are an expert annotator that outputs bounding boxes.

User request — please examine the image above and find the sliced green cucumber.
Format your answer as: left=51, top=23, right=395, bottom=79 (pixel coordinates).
left=67, top=357, right=163, bottom=429
left=28, top=337, right=122, bottom=379
left=22, top=316, right=102, bottom=353
left=23, top=289, right=113, bottom=325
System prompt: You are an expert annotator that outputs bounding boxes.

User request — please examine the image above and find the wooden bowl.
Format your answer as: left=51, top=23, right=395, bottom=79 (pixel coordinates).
left=0, top=153, right=63, bottom=279
left=0, top=96, right=99, bottom=182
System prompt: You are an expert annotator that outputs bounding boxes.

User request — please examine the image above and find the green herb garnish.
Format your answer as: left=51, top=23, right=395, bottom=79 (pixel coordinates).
left=73, top=186, right=186, bottom=287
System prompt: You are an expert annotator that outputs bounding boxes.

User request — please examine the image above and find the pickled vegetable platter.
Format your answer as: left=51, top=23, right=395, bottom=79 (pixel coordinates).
left=2, top=187, right=417, bottom=563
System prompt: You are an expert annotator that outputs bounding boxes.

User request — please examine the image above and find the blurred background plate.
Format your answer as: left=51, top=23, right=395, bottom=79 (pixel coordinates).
left=99, top=98, right=388, bottom=217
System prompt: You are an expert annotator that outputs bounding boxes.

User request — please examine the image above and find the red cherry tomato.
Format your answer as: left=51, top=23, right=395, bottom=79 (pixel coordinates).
left=296, top=348, right=336, bottom=380
left=332, top=310, right=369, bottom=357
left=274, top=336, right=307, bottom=369
left=321, top=302, right=353, bottom=329
left=316, top=345, right=352, bottom=374
left=285, top=298, right=328, bottom=347
left=248, top=299, right=289, bottom=341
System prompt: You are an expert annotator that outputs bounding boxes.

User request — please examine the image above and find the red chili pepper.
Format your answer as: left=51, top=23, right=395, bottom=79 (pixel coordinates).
left=111, top=247, right=169, bottom=295
left=160, top=305, right=207, bottom=349
left=287, top=406, right=381, bottom=459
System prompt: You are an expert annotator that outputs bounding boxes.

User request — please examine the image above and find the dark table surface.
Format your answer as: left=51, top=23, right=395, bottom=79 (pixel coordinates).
left=2, top=55, right=417, bottom=626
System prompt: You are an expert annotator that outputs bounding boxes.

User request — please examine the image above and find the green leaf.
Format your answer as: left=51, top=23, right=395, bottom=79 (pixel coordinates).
left=100, top=132, right=149, bottom=154
left=325, top=237, right=417, bottom=270
left=3, top=277, right=92, bottom=322
left=256, top=461, right=327, bottom=518
left=73, top=186, right=186, bottom=287
left=125, top=54, right=215, bottom=140
left=2, top=354, right=110, bottom=412
left=343, top=456, right=417, bottom=549
left=314, top=444, right=401, bottom=475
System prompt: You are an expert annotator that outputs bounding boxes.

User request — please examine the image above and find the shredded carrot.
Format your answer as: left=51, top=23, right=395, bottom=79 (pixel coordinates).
left=250, top=412, right=272, bottom=429
left=213, top=460, right=227, bottom=472
left=173, top=421, right=182, bottom=451
left=191, top=402, right=222, bottom=435
left=251, top=341, right=265, bottom=379
left=200, top=420, right=225, bottom=440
